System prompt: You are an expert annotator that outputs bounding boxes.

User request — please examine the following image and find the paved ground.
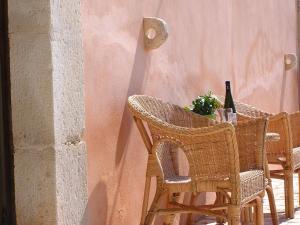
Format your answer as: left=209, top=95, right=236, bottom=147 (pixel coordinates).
left=194, top=174, right=300, bottom=224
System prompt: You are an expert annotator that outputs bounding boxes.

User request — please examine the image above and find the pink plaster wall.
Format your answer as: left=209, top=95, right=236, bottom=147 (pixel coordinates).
left=83, top=1, right=298, bottom=225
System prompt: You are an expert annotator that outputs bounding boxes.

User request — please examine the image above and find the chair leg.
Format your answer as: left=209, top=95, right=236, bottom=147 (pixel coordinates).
left=228, top=216, right=240, bottom=225
left=241, top=207, right=245, bottom=222
left=266, top=185, right=279, bottom=225
left=163, top=193, right=178, bottom=225
left=140, top=176, right=151, bottom=225
left=298, top=171, right=300, bottom=206
left=253, top=205, right=257, bottom=225
left=216, top=192, right=226, bottom=224
left=143, top=178, right=166, bottom=225
left=227, top=205, right=240, bottom=225
left=255, top=197, right=264, bottom=225
left=284, top=171, right=294, bottom=219
left=242, top=207, right=252, bottom=224
left=163, top=213, right=175, bottom=225
left=186, top=194, right=196, bottom=225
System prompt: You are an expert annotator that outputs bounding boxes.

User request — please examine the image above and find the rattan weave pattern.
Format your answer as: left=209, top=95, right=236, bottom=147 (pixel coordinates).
left=293, top=147, right=300, bottom=170
left=290, top=111, right=300, bottom=148
left=215, top=95, right=299, bottom=223
left=128, top=95, right=266, bottom=225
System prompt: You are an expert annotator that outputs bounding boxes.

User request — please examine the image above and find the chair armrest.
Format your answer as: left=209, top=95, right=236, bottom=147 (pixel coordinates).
left=289, top=111, right=300, bottom=148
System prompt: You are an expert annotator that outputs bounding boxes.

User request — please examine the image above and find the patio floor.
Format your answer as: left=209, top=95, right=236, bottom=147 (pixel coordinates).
left=194, top=174, right=300, bottom=224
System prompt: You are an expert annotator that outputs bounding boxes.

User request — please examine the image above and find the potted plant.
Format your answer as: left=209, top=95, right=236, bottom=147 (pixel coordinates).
left=185, top=91, right=221, bottom=119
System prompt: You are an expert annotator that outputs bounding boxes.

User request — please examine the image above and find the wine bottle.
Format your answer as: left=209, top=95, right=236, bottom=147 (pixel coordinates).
left=224, top=81, right=237, bottom=124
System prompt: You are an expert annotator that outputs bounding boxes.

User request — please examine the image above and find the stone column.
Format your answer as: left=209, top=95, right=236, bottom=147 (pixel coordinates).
left=8, top=0, right=87, bottom=224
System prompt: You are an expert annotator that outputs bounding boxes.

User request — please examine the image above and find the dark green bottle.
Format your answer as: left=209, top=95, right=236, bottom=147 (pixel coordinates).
left=224, top=81, right=236, bottom=112
left=224, top=81, right=237, bottom=124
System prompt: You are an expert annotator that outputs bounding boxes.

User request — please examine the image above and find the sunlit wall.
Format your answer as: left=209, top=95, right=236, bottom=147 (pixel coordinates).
left=83, top=1, right=298, bottom=225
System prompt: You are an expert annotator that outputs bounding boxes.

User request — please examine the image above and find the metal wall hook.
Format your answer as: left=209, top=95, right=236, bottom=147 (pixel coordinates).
left=143, top=17, right=168, bottom=50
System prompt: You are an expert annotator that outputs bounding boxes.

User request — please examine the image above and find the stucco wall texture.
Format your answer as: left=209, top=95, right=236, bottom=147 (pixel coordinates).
left=83, top=1, right=298, bottom=225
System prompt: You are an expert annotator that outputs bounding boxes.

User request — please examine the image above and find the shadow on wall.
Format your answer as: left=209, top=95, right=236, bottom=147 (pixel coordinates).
left=115, top=25, right=150, bottom=166
left=279, top=66, right=287, bottom=112
left=111, top=3, right=167, bottom=225
left=86, top=2, right=165, bottom=224
left=81, top=181, right=108, bottom=225
left=115, top=0, right=165, bottom=166
left=107, top=24, right=150, bottom=225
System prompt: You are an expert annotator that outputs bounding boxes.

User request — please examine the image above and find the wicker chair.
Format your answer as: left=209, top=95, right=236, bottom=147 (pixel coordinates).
left=128, top=95, right=267, bottom=225
left=217, top=95, right=295, bottom=221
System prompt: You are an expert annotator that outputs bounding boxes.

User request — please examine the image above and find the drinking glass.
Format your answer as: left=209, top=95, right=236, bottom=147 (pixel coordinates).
left=216, top=108, right=226, bottom=122
left=216, top=108, right=234, bottom=124
left=224, top=108, right=233, bottom=123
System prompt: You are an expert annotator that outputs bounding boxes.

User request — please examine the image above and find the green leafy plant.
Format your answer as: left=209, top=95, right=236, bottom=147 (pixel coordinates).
left=186, top=91, right=221, bottom=119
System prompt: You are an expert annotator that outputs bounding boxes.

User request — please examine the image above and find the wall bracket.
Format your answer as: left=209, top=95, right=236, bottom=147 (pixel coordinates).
left=284, top=53, right=297, bottom=71
left=143, top=17, right=168, bottom=50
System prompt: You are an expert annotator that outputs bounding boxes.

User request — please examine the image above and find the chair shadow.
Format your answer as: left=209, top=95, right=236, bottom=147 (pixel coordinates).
left=81, top=181, right=108, bottom=225
left=107, top=23, right=150, bottom=225
left=110, top=2, right=165, bottom=224
left=114, top=0, right=166, bottom=166
left=264, top=207, right=300, bottom=224
left=279, top=66, right=287, bottom=112
left=114, top=25, right=150, bottom=166
left=188, top=207, right=300, bottom=224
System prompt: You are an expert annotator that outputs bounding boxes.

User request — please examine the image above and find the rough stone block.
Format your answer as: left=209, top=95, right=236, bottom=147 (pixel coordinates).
left=9, top=1, right=87, bottom=225
left=8, top=0, right=50, bottom=33
left=50, top=0, right=81, bottom=38
left=51, top=36, right=84, bottom=145
left=56, top=142, right=87, bottom=225
left=9, top=33, right=54, bottom=147
left=14, top=146, right=56, bottom=225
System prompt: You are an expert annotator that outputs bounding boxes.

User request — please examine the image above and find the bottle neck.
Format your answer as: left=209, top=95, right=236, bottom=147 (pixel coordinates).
left=225, top=81, right=231, bottom=89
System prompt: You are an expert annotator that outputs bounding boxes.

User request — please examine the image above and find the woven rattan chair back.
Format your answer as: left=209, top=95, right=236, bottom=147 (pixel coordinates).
left=127, top=95, right=215, bottom=179
left=216, top=95, right=271, bottom=118
left=215, top=95, right=290, bottom=160
left=128, top=95, right=214, bottom=129
left=266, top=113, right=293, bottom=161
left=289, top=112, right=300, bottom=148
left=235, top=119, right=266, bottom=172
